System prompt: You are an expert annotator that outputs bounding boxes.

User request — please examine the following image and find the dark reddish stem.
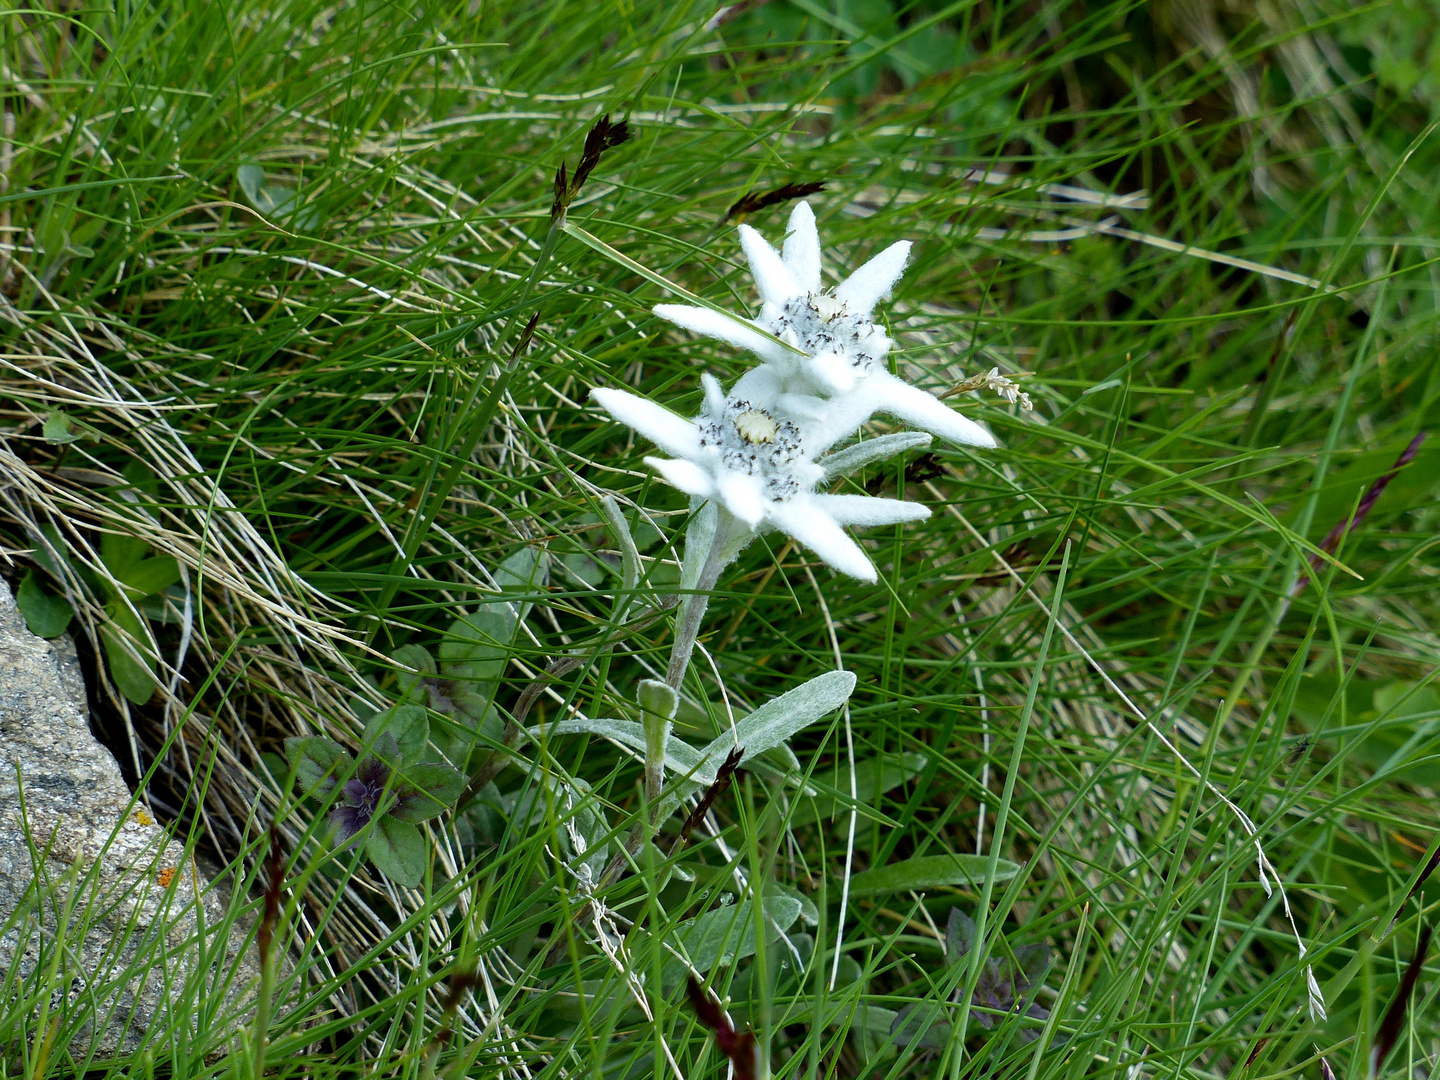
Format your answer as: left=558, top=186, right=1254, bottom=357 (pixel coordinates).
left=1290, top=432, right=1426, bottom=599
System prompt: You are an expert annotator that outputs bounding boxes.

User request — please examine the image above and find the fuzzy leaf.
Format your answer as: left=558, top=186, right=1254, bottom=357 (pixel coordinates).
left=637, top=678, right=679, bottom=721
left=848, top=854, right=1020, bottom=898
left=661, top=896, right=802, bottom=988
left=822, top=432, right=933, bottom=480
left=17, top=570, right=73, bottom=638
left=285, top=737, right=353, bottom=796
left=366, top=816, right=427, bottom=887
left=364, top=704, right=429, bottom=766
left=692, top=670, right=856, bottom=784
left=600, top=495, right=642, bottom=600
left=528, top=717, right=706, bottom=776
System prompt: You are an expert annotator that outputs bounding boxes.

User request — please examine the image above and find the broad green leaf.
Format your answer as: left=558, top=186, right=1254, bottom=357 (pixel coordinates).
left=790, top=752, right=928, bottom=827
left=16, top=570, right=73, bottom=638
left=101, top=531, right=149, bottom=578
left=691, top=670, right=856, bottom=784
left=285, top=737, right=353, bottom=796
left=392, top=762, right=466, bottom=822
left=846, top=853, right=1020, bottom=897
left=494, top=545, right=547, bottom=605
left=42, top=411, right=96, bottom=445
left=441, top=609, right=514, bottom=690
left=392, top=644, right=435, bottom=695
left=660, top=896, right=802, bottom=987
left=363, top=704, right=428, bottom=766
left=236, top=164, right=266, bottom=204
left=116, top=555, right=181, bottom=599
left=30, top=524, right=72, bottom=579
left=366, top=817, right=427, bottom=887
left=101, top=602, right=156, bottom=704
left=768, top=881, right=819, bottom=927
left=946, top=907, right=975, bottom=960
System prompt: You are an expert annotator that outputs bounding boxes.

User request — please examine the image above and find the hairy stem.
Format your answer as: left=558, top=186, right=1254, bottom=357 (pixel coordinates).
left=665, top=538, right=728, bottom=688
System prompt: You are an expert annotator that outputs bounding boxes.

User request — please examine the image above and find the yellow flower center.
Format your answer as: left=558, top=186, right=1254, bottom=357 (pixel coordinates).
left=734, top=409, right=778, bottom=444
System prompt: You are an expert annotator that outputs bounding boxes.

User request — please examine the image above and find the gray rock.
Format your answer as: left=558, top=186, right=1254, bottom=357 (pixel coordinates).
left=0, top=577, right=261, bottom=1056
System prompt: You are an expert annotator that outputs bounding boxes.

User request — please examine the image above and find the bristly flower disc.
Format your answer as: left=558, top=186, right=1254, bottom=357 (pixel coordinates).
left=653, top=201, right=999, bottom=451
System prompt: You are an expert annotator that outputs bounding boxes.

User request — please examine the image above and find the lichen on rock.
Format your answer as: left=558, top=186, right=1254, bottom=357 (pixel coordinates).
left=0, top=577, right=261, bottom=1056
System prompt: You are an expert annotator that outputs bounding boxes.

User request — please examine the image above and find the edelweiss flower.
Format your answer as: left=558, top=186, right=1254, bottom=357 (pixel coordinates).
left=653, top=201, right=998, bottom=451
left=591, top=376, right=929, bottom=583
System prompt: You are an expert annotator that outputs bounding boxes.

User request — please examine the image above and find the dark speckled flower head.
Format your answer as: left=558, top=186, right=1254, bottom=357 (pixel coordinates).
left=330, top=755, right=392, bottom=843
left=327, top=735, right=426, bottom=845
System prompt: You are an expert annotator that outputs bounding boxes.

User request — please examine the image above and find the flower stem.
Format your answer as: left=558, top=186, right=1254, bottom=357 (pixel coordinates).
left=665, top=537, right=728, bottom=688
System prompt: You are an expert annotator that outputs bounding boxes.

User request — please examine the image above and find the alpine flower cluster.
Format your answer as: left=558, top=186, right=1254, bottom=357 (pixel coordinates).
left=591, top=202, right=1003, bottom=582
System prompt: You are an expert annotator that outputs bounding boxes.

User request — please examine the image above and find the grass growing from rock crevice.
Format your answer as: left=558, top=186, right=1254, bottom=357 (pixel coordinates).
left=3, top=1, right=1440, bottom=1077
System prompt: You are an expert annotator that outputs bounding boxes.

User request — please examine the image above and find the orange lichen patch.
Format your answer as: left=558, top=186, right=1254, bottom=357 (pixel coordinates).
left=133, top=809, right=156, bottom=827
left=156, top=867, right=176, bottom=887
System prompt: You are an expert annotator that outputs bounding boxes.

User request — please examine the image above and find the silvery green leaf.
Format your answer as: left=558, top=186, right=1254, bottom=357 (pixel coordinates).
left=768, top=881, right=819, bottom=927
left=528, top=718, right=707, bottom=777
left=821, top=431, right=933, bottom=480
left=847, top=854, right=1020, bottom=897
left=660, top=895, right=802, bottom=988
left=601, top=495, right=642, bottom=602
left=680, top=498, right=717, bottom=593
left=638, top=679, right=679, bottom=721
left=691, top=670, right=856, bottom=784
left=494, top=545, right=547, bottom=623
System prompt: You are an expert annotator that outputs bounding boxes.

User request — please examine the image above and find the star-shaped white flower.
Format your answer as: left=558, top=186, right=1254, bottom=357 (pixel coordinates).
left=653, top=201, right=998, bottom=451
left=590, top=377, right=930, bottom=583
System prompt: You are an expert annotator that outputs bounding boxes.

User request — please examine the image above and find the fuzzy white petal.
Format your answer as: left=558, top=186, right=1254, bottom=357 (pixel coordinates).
left=591, top=387, right=703, bottom=458
left=804, top=352, right=858, bottom=394
left=729, top=364, right=785, bottom=409
left=738, top=224, right=803, bottom=306
left=834, top=240, right=911, bottom=315
left=775, top=391, right=831, bottom=423
left=781, top=202, right=822, bottom=293
left=767, top=498, right=877, bottom=582
left=653, top=304, right=791, bottom=364
left=645, top=456, right=716, bottom=498
left=716, top=471, right=766, bottom=526
left=812, top=494, right=930, bottom=528
left=866, top=371, right=999, bottom=448
left=701, top=372, right=726, bottom=417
